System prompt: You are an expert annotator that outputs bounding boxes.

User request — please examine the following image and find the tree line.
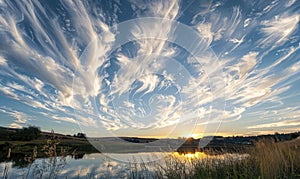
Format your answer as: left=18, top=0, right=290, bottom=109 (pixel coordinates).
left=10, top=126, right=42, bottom=141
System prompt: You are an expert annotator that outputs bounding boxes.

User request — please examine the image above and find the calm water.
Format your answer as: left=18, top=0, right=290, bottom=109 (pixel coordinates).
left=0, top=152, right=247, bottom=178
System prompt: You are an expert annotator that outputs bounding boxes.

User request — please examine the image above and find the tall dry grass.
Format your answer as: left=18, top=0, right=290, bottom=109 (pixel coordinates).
left=2, top=130, right=69, bottom=179
left=151, top=138, right=300, bottom=178
left=250, top=138, right=300, bottom=178
left=24, top=130, right=69, bottom=178
left=2, top=137, right=300, bottom=178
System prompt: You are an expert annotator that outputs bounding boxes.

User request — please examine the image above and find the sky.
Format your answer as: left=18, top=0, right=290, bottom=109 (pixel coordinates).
left=0, top=0, right=299, bottom=138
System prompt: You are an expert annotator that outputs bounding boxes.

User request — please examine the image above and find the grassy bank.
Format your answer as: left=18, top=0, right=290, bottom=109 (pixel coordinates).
left=128, top=137, right=300, bottom=178
left=2, top=137, right=300, bottom=178
left=0, top=132, right=98, bottom=170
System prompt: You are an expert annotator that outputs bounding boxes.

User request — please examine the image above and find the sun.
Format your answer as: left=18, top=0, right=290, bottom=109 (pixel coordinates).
left=183, top=133, right=202, bottom=139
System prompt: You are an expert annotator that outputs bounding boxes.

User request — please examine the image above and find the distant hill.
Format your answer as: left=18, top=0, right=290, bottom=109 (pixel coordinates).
left=1, top=126, right=299, bottom=147
left=177, top=131, right=300, bottom=153
left=0, top=126, right=19, bottom=140
left=1, top=126, right=299, bottom=155
left=0, top=126, right=86, bottom=141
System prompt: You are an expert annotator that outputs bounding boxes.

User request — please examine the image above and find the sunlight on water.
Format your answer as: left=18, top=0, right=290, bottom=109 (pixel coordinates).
left=0, top=152, right=251, bottom=178
left=172, top=152, right=206, bottom=159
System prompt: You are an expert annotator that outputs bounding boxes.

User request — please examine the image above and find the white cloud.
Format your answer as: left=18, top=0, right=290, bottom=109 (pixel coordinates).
left=6, top=82, right=26, bottom=92
left=9, top=123, right=22, bottom=129
left=0, top=56, right=7, bottom=66
left=0, top=0, right=116, bottom=129
left=135, top=74, right=160, bottom=96
left=123, top=101, right=135, bottom=108
left=243, top=18, right=251, bottom=28
left=52, top=115, right=77, bottom=124
left=260, top=14, right=299, bottom=47
left=285, top=0, right=297, bottom=7
left=0, top=108, right=29, bottom=125
left=288, top=61, right=300, bottom=73
left=196, top=23, right=213, bottom=46
left=248, top=120, right=300, bottom=129
left=129, top=0, right=179, bottom=20
left=12, top=113, right=27, bottom=124
left=238, top=52, right=258, bottom=76
left=0, top=0, right=300, bottom=135
left=0, top=85, right=19, bottom=100
left=221, top=6, right=243, bottom=39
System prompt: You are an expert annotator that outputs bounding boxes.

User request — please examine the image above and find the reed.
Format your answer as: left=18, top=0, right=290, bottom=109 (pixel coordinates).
left=2, top=137, right=300, bottom=178
left=153, top=138, right=300, bottom=178
left=18, top=130, right=69, bottom=178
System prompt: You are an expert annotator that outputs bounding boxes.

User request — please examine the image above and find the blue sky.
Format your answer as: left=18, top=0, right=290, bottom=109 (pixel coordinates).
left=0, top=0, right=300, bottom=138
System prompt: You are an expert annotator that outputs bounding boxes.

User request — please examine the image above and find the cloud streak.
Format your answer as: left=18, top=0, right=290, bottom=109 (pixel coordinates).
left=0, top=0, right=299, bottom=136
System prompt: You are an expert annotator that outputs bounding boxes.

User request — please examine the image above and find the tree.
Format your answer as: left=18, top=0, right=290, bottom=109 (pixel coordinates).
left=74, top=133, right=86, bottom=138
left=78, top=133, right=86, bottom=138
left=11, top=126, right=41, bottom=141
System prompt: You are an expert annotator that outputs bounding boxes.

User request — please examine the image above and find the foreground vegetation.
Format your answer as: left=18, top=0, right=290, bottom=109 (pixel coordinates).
left=155, top=138, right=300, bottom=179
left=0, top=127, right=97, bottom=167
left=2, top=135, right=300, bottom=178
left=123, top=138, right=300, bottom=179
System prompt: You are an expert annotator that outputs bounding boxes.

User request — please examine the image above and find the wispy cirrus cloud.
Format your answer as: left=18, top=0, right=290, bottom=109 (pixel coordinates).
left=259, top=14, right=299, bottom=48
left=0, top=0, right=299, bottom=137
left=248, top=120, right=300, bottom=129
left=0, top=107, right=29, bottom=128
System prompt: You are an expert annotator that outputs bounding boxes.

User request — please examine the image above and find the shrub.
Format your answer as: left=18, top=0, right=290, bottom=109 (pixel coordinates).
left=11, top=126, right=41, bottom=141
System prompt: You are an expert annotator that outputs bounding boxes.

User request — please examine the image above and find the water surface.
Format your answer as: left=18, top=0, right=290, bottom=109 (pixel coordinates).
left=0, top=152, right=248, bottom=178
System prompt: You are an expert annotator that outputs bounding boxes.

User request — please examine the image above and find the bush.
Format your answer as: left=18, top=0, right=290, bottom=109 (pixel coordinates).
left=11, top=126, right=41, bottom=141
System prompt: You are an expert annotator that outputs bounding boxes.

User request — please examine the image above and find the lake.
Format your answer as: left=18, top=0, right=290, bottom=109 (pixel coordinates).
left=0, top=152, right=248, bottom=178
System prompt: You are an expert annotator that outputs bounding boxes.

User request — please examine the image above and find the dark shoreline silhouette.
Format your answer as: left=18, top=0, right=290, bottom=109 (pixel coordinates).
left=1, top=126, right=299, bottom=167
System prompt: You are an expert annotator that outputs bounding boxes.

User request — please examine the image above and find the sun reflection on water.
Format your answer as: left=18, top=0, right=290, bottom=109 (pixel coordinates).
left=172, top=152, right=206, bottom=159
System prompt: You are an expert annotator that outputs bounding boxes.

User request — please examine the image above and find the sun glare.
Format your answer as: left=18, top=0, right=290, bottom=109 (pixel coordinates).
left=183, top=133, right=202, bottom=139
left=173, top=152, right=206, bottom=159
